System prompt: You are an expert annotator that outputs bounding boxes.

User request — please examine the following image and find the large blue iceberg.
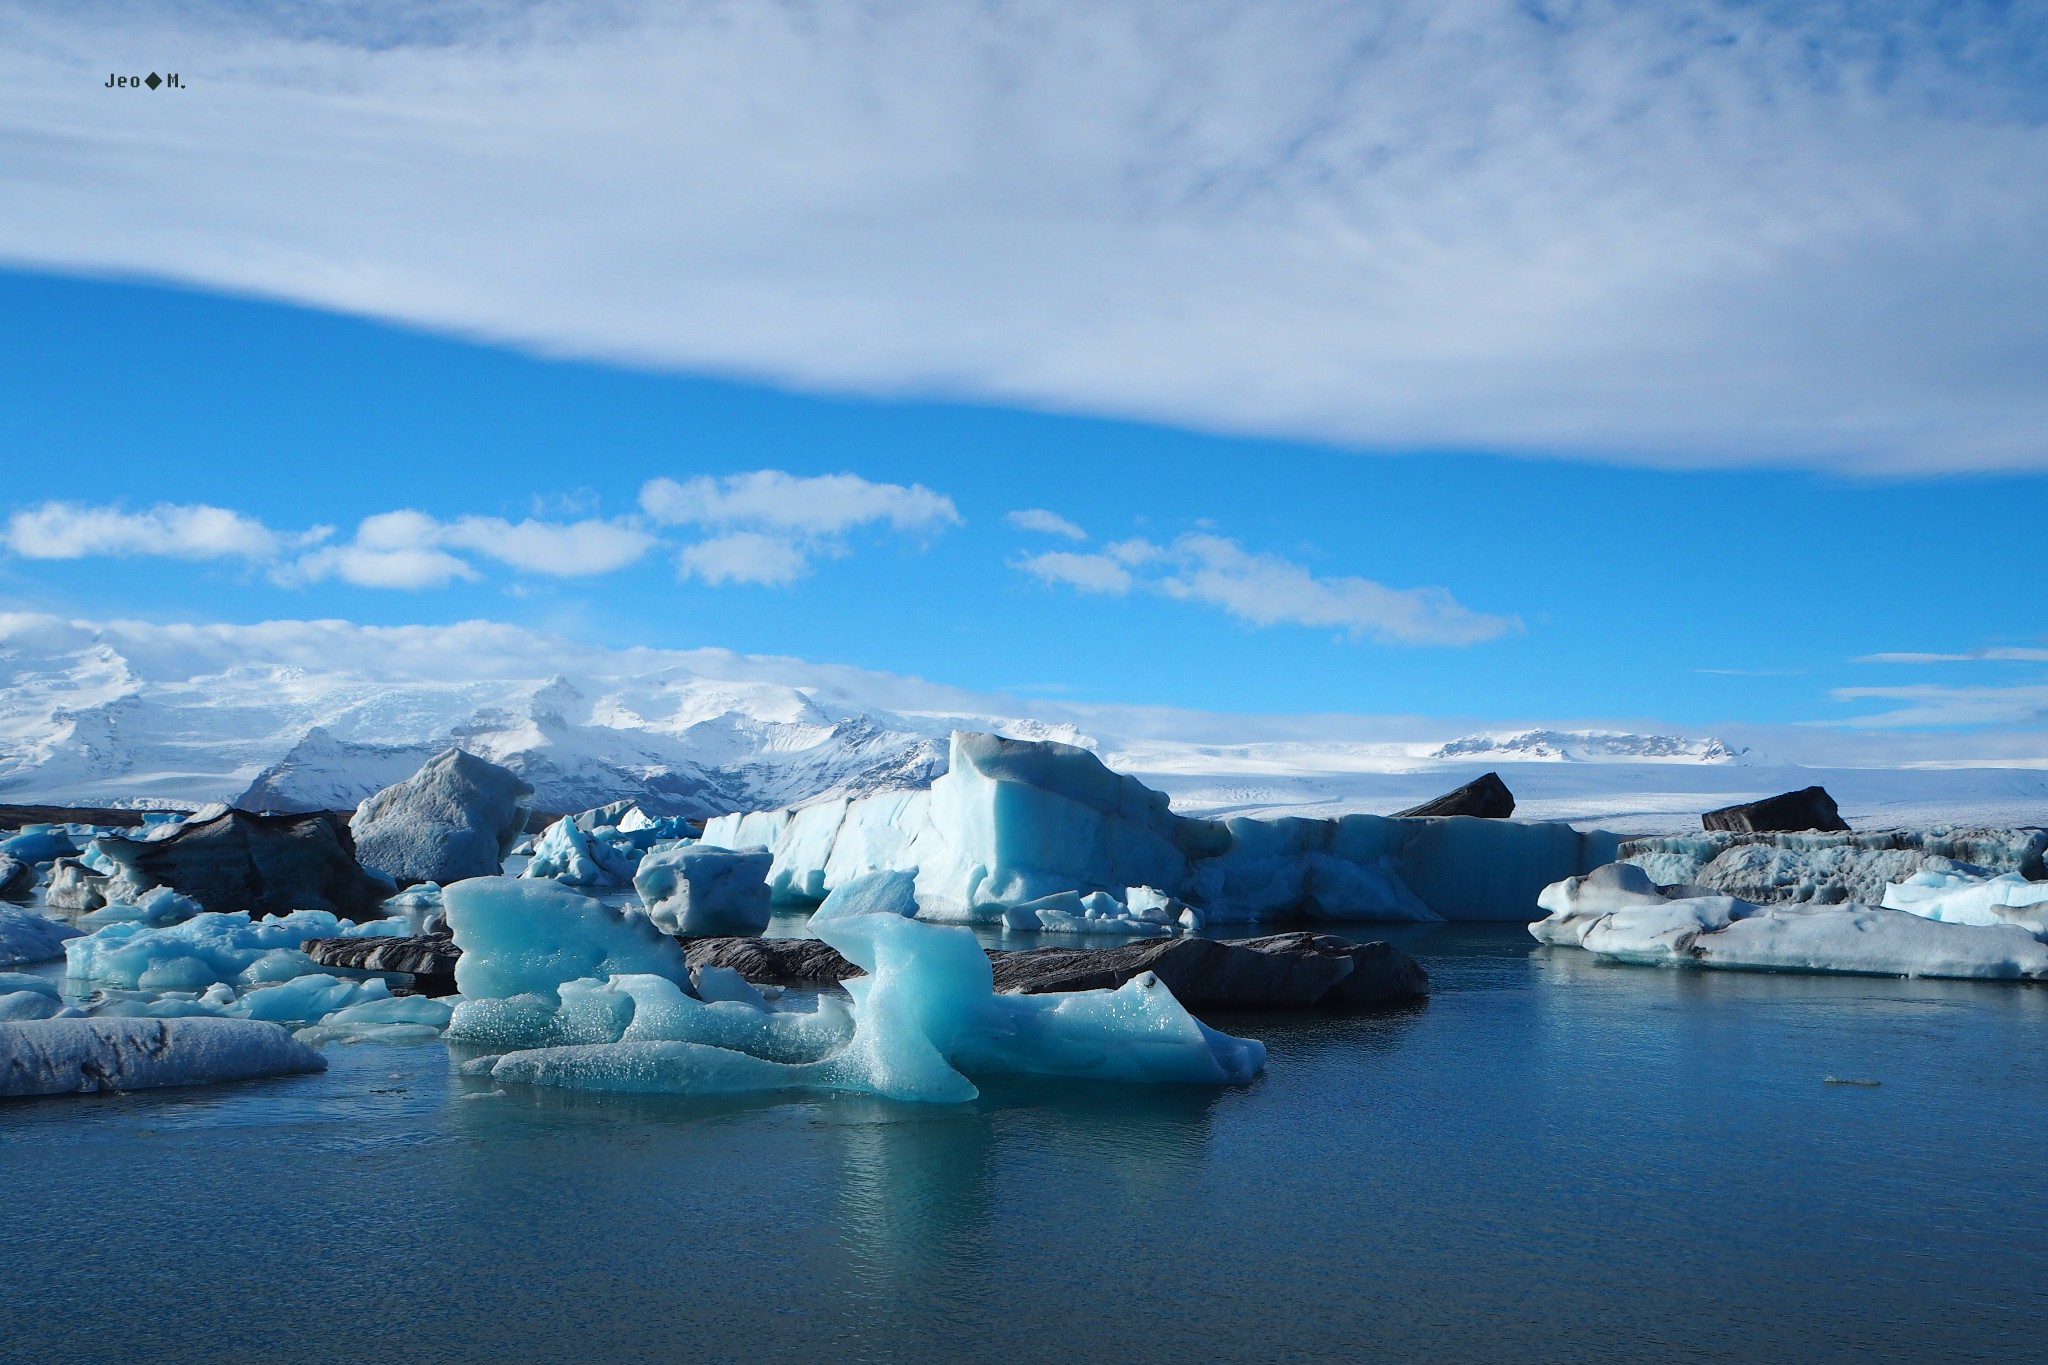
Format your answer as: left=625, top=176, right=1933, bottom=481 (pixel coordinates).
left=702, top=731, right=1616, bottom=926
left=450, top=872, right=1265, bottom=1102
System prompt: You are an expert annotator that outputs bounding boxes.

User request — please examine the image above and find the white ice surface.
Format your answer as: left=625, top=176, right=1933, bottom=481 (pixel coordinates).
left=1882, top=868, right=2048, bottom=932
left=1533, top=865, right=2048, bottom=979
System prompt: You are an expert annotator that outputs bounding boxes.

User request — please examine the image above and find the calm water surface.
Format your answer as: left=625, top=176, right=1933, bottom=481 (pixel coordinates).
left=7, top=924, right=2047, bottom=1363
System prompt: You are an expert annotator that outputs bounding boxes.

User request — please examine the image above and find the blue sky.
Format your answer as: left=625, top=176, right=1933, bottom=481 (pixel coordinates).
left=1, top=2, right=2044, bottom=753
left=2, top=267, right=2043, bottom=743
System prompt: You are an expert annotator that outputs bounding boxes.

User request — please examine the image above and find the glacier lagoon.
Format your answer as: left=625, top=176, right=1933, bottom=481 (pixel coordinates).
left=8, top=922, right=2048, bottom=1363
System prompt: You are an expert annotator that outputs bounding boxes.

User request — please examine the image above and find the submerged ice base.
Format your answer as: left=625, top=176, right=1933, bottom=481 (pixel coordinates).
left=461, top=872, right=1265, bottom=1103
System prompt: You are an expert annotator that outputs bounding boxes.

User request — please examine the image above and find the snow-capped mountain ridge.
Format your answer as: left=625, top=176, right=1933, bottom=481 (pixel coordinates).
left=0, top=627, right=981, bottom=816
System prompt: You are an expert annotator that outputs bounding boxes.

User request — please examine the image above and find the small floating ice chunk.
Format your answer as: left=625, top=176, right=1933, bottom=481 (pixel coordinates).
left=1881, top=867, right=2048, bottom=932
left=521, top=816, right=638, bottom=887
left=0, top=1017, right=326, bottom=1096
left=0, top=906, right=82, bottom=967
left=64, top=910, right=365, bottom=988
left=633, top=844, right=772, bottom=936
left=0, top=990, right=64, bottom=1021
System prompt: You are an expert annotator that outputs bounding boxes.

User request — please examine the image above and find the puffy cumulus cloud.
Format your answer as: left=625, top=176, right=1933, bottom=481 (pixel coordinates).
left=1015, top=528, right=1513, bottom=646
left=642, top=470, right=960, bottom=586
left=5, top=4, right=2048, bottom=472
left=291, top=510, right=655, bottom=588
left=641, top=471, right=959, bottom=536
left=1015, top=550, right=1132, bottom=595
left=5, top=499, right=657, bottom=590
left=289, top=511, right=481, bottom=590
left=3, top=501, right=285, bottom=561
left=1152, top=534, right=1515, bottom=646
left=439, top=515, right=656, bottom=576
left=1005, top=509, right=1088, bottom=540
left=676, top=531, right=812, bottom=587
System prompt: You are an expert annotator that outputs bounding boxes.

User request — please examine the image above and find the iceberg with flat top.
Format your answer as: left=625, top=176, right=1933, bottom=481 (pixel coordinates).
left=1533, top=862, right=2048, bottom=979
left=700, top=731, right=1615, bottom=925
left=467, top=870, right=1264, bottom=1102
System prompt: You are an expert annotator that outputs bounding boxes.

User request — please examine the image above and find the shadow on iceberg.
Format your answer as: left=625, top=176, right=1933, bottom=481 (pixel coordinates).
left=444, top=872, right=1265, bottom=1103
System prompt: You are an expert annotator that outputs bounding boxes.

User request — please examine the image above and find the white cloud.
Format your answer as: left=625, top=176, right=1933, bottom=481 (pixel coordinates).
left=640, top=471, right=959, bottom=536
left=2, top=6, right=2044, bottom=471
left=1005, top=509, right=1087, bottom=540
left=642, top=470, right=959, bottom=584
left=1856, top=648, right=2048, bottom=664
left=440, top=516, right=655, bottom=576
left=676, top=531, right=812, bottom=587
left=4, top=501, right=282, bottom=561
left=1017, top=529, right=1513, bottom=646
left=1015, top=550, right=1132, bottom=595
left=6, top=499, right=657, bottom=589
left=1832, top=680, right=2048, bottom=729
left=290, top=511, right=478, bottom=589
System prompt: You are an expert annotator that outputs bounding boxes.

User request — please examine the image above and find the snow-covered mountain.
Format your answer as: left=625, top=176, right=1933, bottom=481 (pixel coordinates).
left=5, top=613, right=2043, bottom=834
left=0, top=618, right=1081, bottom=816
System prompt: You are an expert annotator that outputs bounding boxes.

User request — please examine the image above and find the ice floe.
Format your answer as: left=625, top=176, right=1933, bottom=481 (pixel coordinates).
left=1534, top=862, right=2048, bottom=979
left=0, top=1017, right=326, bottom=1097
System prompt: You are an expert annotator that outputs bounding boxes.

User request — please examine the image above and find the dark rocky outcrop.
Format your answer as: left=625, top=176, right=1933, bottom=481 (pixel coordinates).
left=1702, top=786, right=1848, bottom=834
left=988, top=932, right=1430, bottom=1007
left=368, top=927, right=1431, bottom=1010
left=679, top=935, right=865, bottom=985
left=95, top=810, right=393, bottom=919
left=0, top=805, right=154, bottom=832
left=301, top=933, right=462, bottom=996
left=684, top=931, right=1431, bottom=1009
left=1395, top=772, right=1516, bottom=819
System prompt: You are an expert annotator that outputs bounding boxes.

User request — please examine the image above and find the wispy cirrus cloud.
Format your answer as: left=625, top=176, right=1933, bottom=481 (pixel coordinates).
left=1014, top=522, right=1514, bottom=646
left=1006, top=509, right=1088, bottom=541
left=1855, top=647, right=2048, bottom=664
left=3, top=4, right=2045, bottom=471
